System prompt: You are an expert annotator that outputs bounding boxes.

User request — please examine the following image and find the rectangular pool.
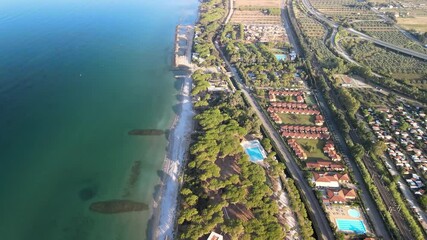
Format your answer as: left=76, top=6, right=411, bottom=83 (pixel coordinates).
left=336, top=219, right=366, bottom=234
left=241, top=140, right=267, bottom=162
left=275, top=54, right=287, bottom=61
left=245, top=147, right=265, bottom=161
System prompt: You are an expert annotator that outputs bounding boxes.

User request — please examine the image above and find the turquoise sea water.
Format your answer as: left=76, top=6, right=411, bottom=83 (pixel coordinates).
left=0, top=0, right=197, bottom=239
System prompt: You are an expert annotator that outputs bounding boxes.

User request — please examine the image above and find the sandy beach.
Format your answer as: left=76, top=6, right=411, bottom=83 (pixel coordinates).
left=150, top=75, right=194, bottom=240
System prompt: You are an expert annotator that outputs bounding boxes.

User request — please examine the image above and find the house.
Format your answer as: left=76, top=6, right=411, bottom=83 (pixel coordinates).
left=271, top=102, right=308, bottom=109
left=315, top=115, right=324, bottom=126
left=207, top=232, right=223, bottom=240
left=323, top=141, right=342, bottom=161
left=288, top=139, right=307, bottom=160
left=312, top=172, right=350, bottom=188
left=306, top=160, right=345, bottom=171
left=324, top=188, right=357, bottom=204
left=296, top=95, right=304, bottom=103
left=270, top=112, right=282, bottom=124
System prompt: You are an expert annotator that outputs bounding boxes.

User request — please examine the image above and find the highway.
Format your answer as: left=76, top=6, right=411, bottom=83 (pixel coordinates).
left=214, top=41, right=335, bottom=240
left=314, top=90, right=394, bottom=239
left=284, top=1, right=393, bottom=238
left=300, top=0, right=427, bottom=61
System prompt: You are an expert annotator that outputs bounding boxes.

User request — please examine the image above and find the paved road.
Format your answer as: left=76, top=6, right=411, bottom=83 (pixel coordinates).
left=330, top=28, right=360, bottom=66
left=300, top=0, right=427, bottom=61
left=286, top=1, right=392, bottom=238
left=214, top=41, right=335, bottom=240
left=313, top=91, right=393, bottom=239
left=224, top=0, right=233, bottom=24
left=281, top=0, right=302, bottom=56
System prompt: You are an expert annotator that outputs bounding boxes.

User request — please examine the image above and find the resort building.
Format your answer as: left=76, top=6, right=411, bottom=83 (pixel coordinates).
left=323, top=141, right=342, bottom=161
left=312, top=172, right=350, bottom=188
left=271, top=102, right=308, bottom=109
left=314, top=115, right=324, bottom=126
left=268, top=106, right=320, bottom=115
left=306, top=160, right=345, bottom=171
left=270, top=112, right=282, bottom=124
left=281, top=125, right=330, bottom=139
left=324, top=188, right=357, bottom=204
left=288, top=139, right=307, bottom=160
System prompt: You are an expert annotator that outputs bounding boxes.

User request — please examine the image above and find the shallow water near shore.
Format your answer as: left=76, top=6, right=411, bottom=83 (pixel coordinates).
left=0, top=0, right=198, bottom=239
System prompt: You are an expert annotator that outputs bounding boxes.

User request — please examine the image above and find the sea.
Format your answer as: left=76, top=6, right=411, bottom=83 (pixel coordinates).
left=0, top=0, right=198, bottom=239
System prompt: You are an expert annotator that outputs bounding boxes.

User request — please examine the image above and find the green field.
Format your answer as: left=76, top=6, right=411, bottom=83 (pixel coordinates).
left=296, top=139, right=329, bottom=161
left=278, top=113, right=314, bottom=125
left=304, top=94, right=316, bottom=106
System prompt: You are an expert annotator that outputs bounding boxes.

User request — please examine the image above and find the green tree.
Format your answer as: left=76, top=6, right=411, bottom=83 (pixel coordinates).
left=372, top=140, right=387, bottom=157
left=419, top=195, right=427, bottom=211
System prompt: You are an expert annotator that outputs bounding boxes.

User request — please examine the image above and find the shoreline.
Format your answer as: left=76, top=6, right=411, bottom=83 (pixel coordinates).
left=150, top=75, right=194, bottom=240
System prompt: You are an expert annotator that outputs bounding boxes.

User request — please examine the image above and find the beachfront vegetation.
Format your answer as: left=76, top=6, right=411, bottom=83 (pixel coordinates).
left=177, top=94, right=286, bottom=240
left=192, top=0, right=227, bottom=67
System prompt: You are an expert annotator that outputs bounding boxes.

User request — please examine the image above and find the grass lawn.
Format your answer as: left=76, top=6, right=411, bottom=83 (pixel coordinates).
left=296, top=139, right=329, bottom=161
left=304, top=94, right=316, bottom=106
left=276, top=95, right=296, bottom=102
left=278, top=113, right=314, bottom=125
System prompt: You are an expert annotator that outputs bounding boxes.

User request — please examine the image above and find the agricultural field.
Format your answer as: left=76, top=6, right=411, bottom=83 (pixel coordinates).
left=230, top=10, right=282, bottom=24
left=293, top=4, right=326, bottom=38
left=340, top=38, right=427, bottom=80
left=309, top=0, right=378, bottom=21
left=235, top=0, right=280, bottom=8
left=296, top=17, right=326, bottom=38
left=231, top=0, right=282, bottom=24
left=293, top=0, right=338, bottom=67
left=368, top=0, right=427, bottom=33
left=352, top=21, right=427, bottom=53
left=397, top=17, right=427, bottom=32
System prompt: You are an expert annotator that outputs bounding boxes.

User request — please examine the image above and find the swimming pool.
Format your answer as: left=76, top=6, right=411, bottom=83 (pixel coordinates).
left=245, top=147, right=265, bottom=161
left=241, top=140, right=267, bottom=162
left=275, top=54, right=287, bottom=61
left=348, top=209, right=361, bottom=218
left=336, top=219, right=366, bottom=234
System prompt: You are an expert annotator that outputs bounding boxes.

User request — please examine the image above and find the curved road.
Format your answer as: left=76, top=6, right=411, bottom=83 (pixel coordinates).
left=300, top=0, right=427, bottom=61
left=224, top=0, right=234, bottom=24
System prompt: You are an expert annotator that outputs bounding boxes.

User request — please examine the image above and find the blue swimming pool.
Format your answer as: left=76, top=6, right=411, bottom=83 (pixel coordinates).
left=336, top=219, right=366, bottom=234
left=348, top=209, right=361, bottom=218
left=245, top=147, right=264, bottom=162
left=275, top=54, right=287, bottom=61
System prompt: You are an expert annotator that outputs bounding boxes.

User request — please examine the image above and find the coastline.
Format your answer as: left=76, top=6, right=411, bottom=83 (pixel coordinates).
left=150, top=75, right=194, bottom=240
